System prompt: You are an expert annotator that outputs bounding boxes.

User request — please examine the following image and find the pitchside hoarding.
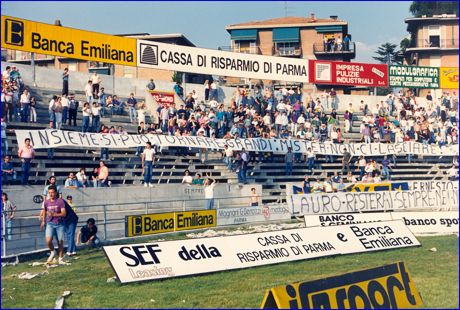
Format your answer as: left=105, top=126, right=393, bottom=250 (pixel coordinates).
left=389, top=65, right=440, bottom=88
left=261, top=262, right=423, bottom=309
left=1, top=15, right=137, bottom=66
left=309, top=60, right=388, bottom=87
left=104, top=221, right=420, bottom=283
left=217, top=205, right=291, bottom=226
left=304, top=211, right=459, bottom=235
left=440, top=67, right=459, bottom=89
left=125, top=210, right=216, bottom=237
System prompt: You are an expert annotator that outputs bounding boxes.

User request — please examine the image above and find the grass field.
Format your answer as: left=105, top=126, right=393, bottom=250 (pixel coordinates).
left=1, top=234, right=458, bottom=309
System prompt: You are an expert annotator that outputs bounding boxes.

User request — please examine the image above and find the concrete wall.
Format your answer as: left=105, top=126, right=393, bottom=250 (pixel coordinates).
left=5, top=183, right=262, bottom=217
left=2, top=61, right=431, bottom=112
left=2, top=183, right=262, bottom=256
left=1, top=62, right=236, bottom=103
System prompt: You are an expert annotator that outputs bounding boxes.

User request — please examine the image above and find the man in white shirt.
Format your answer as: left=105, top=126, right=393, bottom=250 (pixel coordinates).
left=323, top=176, right=334, bottom=193
left=2, top=66, right=11, bottom=81
left=160, top=106, right=169, bottom=133
left=49, top=95, right=58, bottom=129
left=61, top=94, right=69, bottom=125
left=84, top=80, right=93, bottom=104
left=204, top=174, right=216, bottom=210
left=181, top=170, right=193, bottom=185
left=90, top=72, right=102, bottom=98
left=209, top=97, right=218, bottom=110
left=142, top=142, right=156, bottom=187
left=313, top=178, right=324, bottom=193
left=447, top=165, right=458, bottom=181
left=19, top=88, right=30, bottom=122
left=223, top=145, right=234, bottom=171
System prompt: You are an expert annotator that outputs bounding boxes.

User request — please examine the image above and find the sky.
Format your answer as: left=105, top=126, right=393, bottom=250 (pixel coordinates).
left=2, top=1, right=413, bottom=63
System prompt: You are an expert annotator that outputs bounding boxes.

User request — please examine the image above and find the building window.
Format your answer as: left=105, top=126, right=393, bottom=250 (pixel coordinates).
left=426, top=25, right=441, bottom=47
left=276, top=42, right=300, bottom=55
left=123, top=66, right=133, bottom=78
left=68, top=63, right=77, bottom=72
left=234, top=41, right=257, bottom=53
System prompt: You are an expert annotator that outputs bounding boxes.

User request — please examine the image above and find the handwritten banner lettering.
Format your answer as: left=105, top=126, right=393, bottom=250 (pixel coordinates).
left=15, top=129, right=458, bottom=156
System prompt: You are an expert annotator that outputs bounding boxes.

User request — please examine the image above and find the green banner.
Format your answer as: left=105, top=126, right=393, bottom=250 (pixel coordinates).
left=389, top=65, right=440, bottom=88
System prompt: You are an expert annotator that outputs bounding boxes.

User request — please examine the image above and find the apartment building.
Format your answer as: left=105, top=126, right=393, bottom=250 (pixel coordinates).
left=223, top=14, right=356, bottom=89
left=404, top=14, right=459, bottom=95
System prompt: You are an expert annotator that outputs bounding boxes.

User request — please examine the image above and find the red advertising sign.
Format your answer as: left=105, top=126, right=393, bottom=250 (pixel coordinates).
left=309, top=60, right=388, bottom=87
left=150, top=90, right=175, bottom=105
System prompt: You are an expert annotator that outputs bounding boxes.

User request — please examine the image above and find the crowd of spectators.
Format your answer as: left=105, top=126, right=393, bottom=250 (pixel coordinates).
left=1, top=66, right=458, bottom=188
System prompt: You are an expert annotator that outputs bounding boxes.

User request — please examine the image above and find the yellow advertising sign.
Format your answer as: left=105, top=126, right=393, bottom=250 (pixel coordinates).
left=1, top=15, right=136, bottom=66
left=344, top=182, right=409, bottom=192
left=440, top=67, right=459, bottom=89
left=125, top=210, right=216, bottom=237
left=175, top=210, right=217, bottom=231
left=261, top=262, right=423, bottom=309
left=125, top=212, right=175, bottom=237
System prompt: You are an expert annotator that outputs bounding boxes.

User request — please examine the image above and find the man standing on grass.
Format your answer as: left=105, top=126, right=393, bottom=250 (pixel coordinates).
left=40, top=186, right=67, bottom=264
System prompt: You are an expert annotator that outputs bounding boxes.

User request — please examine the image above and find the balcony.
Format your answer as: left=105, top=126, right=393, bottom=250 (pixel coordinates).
left=218, top=46, right=261, bottom=55
left=313, top=42, right=356, bottom=56
left=406, top=39, right=458, bottom=51
left=273, top=46, right=302, bottom=57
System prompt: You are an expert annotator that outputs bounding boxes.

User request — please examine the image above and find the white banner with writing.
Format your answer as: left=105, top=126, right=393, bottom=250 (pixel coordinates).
left=304, top=213, right=393, bottom=227
left=288, top=189, right=458, bottom=215
left=390, top=211, right=459, bottom=235
left=217, top=205, right=291, bottom=226
left=304, top=211, right=459, bottom=235
left=15, top=129, right=459, bottom=156
left=137, top=40, right=309, bottom=82
left=408, top=180, right=458, bottom=191
left=103, top=220, right=419, bottom=283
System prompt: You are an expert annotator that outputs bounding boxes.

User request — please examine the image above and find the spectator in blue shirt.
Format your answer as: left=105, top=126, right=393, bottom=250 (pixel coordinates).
left=64, top=172, right=79, bottom=188
left=111, top=95, right=124, bottom=115
left=381, top=156, right=391, bottom=180
left=127, top=93, right=137, bottom=123
left=174, top=82, right=184, bottom=100
left=1, top=155, right=16, bottom=185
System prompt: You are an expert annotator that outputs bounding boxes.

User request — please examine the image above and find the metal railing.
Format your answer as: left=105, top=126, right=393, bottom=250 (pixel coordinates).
left=408, top=39, right=459, bottom=49
left=274, top=47, right=302, bottom=57
left=218, top=46, right=261, bottom=54
left=313, top=42, right=356, bottom=54
left=1, top=193, right=286, bottom=258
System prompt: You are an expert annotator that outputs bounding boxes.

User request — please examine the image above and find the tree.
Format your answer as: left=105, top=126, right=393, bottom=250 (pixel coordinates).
left=400, top=38, right=411, bottom=54
left=172, top=71, right=183, bottom=83
left=409, top=1, right=458, bottom=17
left=372, top=42, right=404, bottom=65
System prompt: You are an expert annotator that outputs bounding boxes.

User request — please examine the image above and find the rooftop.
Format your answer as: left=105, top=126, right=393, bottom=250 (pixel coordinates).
left=226, top=15, right=347, bottom=30
left=115, top=33, right=196, bottom=47
left=405, top=14, right=458, bottom=22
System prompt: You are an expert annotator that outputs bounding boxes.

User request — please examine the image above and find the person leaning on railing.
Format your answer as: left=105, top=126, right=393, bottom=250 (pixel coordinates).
left=204, top=173, right=216, bottom=210
left=2, top=193, right=16, bottom=241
